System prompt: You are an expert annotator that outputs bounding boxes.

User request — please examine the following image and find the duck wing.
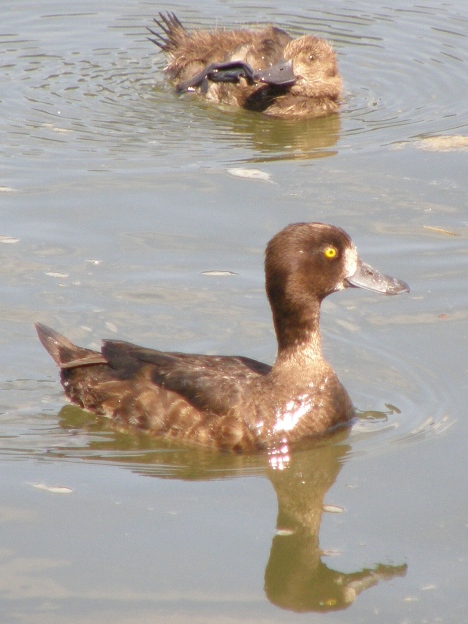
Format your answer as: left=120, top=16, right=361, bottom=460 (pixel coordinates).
left=101, top=340, right=270, bottom=414
left=36, top=324, right=270, bottom=417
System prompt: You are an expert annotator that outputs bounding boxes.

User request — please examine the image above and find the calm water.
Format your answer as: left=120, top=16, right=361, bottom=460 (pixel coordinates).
left=1, top=0, right=467, bottom=622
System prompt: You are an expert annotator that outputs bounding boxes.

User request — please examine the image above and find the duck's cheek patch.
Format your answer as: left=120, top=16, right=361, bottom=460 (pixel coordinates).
left=343, top=246, right=359, bottom=280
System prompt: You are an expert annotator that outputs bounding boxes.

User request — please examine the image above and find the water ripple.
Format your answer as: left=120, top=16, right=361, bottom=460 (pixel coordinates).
left=3, top=2, right=468, bottom=169
left=344, top=339, right=455, bottom=458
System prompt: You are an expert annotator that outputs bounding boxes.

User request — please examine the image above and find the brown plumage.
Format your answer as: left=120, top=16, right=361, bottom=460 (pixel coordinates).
left=148, top=12, right=342, bottom=118
left=36, top=223, right=409, bottom=452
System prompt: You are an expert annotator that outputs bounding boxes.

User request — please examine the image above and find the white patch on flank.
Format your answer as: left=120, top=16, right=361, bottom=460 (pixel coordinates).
left=273, top=395, right=312, bottom=433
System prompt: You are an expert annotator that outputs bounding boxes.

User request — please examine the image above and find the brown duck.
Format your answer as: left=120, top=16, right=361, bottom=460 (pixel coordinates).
left=36, top=223, right=409, bottom=452
left=148, top=12, right=342, bottom=118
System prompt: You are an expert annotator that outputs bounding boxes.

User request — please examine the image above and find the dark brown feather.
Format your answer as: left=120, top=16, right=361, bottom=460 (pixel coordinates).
left=36, top=223, right=409, bottom=451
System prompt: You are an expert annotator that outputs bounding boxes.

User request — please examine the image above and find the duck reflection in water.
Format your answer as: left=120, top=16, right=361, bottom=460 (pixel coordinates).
left=56, top=407, right=407, bottom=613
left=265, top=437, right=407, bottom=611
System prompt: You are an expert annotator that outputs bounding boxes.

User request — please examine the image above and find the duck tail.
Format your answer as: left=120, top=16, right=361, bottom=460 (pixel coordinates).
left=35, top=323, right=105, bottom=369
left=147, top=12, right=187, bottom=52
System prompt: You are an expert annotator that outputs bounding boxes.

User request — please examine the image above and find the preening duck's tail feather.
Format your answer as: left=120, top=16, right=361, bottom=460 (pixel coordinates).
left=35, top=323, right=106, bottom=369
left=147, top=12, right=187, bottom=52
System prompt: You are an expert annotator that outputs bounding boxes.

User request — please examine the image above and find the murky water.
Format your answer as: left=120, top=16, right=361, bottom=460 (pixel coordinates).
left=1, top=0, right=467, bottom=622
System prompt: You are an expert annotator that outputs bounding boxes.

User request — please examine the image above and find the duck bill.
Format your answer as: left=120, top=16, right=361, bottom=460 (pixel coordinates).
left=254, top=59, right=296, bottom=86
left=346, top=260, right=409, bottom=295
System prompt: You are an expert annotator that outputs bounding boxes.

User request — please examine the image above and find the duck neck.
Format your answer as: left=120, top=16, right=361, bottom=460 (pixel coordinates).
left=272, top=298, right=323, bottom=362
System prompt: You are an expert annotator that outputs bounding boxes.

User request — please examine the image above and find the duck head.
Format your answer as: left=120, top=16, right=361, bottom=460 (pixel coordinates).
left=255, top=35, right=342, bottom=100
left=265, top=223, right=409, bottom=350
left=266, top=222, right=409, bottom=300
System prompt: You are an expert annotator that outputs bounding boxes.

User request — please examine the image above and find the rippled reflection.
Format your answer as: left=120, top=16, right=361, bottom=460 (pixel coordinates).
left=38, top=405, right=408, bottom=613
left=265, top=442, right=407, bottom=611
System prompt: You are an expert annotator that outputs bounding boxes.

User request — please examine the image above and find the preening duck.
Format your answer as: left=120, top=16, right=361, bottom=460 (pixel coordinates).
left=149, top=12, right=342, bottom=118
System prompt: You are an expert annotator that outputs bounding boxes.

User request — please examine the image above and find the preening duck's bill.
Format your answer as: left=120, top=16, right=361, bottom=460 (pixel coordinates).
left=254, top=59, right=296, bottom=86
left=346, top=260, right=410, bottom=295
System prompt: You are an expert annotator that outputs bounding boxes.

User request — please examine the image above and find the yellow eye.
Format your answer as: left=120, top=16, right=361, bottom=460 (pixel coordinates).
left=324, top=246, right=338, bottom=259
